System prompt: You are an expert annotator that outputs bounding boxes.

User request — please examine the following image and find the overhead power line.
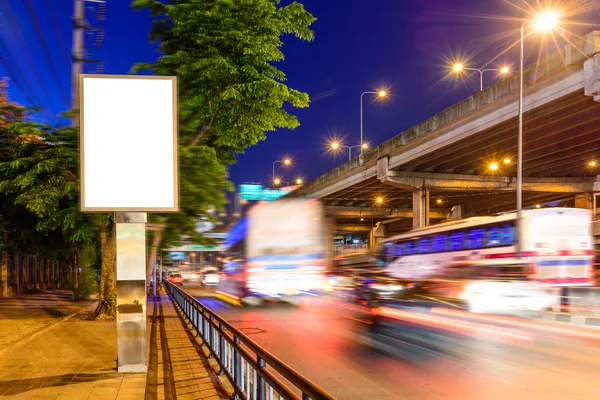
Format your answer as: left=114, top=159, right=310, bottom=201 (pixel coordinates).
left=0, top=0, right=57, bottom=118
left=23, top=0, right=70, bottom=108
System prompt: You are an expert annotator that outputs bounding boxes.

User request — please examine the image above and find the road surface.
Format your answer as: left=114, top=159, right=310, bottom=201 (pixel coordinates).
left=182, top=283, right=600, bottom=400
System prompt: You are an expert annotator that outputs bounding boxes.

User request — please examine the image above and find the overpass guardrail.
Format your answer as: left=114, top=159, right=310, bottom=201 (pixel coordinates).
left=163, top=280, right=337, bottom=400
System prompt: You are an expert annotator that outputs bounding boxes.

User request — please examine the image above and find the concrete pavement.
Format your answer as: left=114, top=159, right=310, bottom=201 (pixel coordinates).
left=0, top=288, right=227, bottom=400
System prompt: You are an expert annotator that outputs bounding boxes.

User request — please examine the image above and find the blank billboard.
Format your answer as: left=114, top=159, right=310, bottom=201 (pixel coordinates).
left=80, top=75, right=178, bottom=212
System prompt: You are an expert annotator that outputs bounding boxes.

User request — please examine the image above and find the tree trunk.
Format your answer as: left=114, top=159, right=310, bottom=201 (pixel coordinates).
left=92, top=222, right=117, bottom=320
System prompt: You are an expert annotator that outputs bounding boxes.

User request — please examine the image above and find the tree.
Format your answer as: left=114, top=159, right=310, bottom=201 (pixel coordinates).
left=0, top=102, right=112, bottom=313
left=132, top=0, right=316, bottom=270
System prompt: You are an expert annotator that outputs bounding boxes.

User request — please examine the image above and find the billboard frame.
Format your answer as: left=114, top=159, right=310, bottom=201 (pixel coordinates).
left=79, top=74, right=179, bottom=212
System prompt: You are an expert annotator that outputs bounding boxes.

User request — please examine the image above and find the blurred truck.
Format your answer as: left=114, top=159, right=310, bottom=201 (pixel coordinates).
left=217, top=199, right=328, bottom=305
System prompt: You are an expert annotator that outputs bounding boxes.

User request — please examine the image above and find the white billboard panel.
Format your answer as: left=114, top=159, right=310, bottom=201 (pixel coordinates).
left=80, top=74, right=178, bottom=212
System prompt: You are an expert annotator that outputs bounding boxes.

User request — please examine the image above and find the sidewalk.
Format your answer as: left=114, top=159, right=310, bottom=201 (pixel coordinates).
left=0, top=291, right=146, bottom=399
left=147, top=290, right=228, bottom=400
left=0, top=290, right=93, bottom=351
left=0, top=289, right=227, bottom=400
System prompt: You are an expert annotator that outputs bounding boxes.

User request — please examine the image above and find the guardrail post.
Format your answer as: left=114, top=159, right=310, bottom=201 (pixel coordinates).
left=233, top=337, right=242, bottom=390
left=256, top=356, right=266, bottom=400
left=218, top=323, right=225, bottom=374
left=207, top=316, right=214, bottom=358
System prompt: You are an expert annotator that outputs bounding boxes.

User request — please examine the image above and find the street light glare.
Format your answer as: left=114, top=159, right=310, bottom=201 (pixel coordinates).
left=436, top=199, right=443, bottom=204
left=589, top=161, right=597, bottom=167
left=296, top=178, right=303, bottom=185
left=489, top=162, right=499, bottom=171
left=378, top=90, right=387, bottom=97
left=533, top=11, right=559, bottom=31
left=452, top=63, right=463, bottom=72
left=283, top=158, right=291, bottom=166
left=500, top=66, right=510, bottom=74
left=362, top=143, right=368, bottom=149
left=274, top=178, right=281, bottom=185
left=503, top=158, right=511, bottom=164
left=330, top=141, right=340, bottom=150
left=376, top=197, right=383, bottom=204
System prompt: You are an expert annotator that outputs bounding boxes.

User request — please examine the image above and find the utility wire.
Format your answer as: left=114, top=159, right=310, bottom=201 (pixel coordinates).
left=23, top=0, right=70, bottom=109
left=0, top=0, right=58, bottom=118
left=0, top=15, right=55, bottom=124
left=45, top=0, right=71, bottom=73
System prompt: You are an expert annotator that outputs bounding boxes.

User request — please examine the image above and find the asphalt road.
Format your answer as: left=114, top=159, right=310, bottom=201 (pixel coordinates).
left=182, top=283, right=600, bottom=400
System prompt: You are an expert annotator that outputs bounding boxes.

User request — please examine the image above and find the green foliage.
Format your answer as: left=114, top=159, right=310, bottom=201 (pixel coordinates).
left=133, top=0, right=315, bottom=245
left=68, top=264, right=98, bottom=302
left=132, top=0, right=316, bottom=160
left=0, top=105, right=104, bottom=254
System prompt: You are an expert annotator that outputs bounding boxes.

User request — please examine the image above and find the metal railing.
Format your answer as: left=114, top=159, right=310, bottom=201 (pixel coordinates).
left=164, top=281, right=337, bottom=400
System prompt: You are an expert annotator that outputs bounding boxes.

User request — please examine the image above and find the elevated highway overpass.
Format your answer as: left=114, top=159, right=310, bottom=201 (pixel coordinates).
left=293, top=31, right=600, bottom=242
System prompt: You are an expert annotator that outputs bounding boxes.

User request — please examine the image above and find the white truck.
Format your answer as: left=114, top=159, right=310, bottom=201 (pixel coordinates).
left=217, top=199, right=328, bottom=305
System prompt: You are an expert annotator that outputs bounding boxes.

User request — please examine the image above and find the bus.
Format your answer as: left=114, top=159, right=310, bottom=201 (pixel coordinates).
left=218, top=199, right=328, bottom=305
left=377, top=207, right=594, bottom=313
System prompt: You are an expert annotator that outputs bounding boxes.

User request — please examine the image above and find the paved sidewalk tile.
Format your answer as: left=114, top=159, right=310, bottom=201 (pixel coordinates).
left=0, top=290, right=94, bottom=350
left=0, top=293, right=147, bottom=400
left=159, top=293, right=226, bottom=400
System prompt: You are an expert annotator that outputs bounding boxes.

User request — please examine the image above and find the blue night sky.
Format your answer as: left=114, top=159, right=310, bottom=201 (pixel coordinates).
left=2, top=0, right=599, bottom=187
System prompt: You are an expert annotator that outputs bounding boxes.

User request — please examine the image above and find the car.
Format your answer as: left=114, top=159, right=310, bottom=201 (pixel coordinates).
left=202, top=271, right=220, bottom=286
left=167, top=273, right=183, bottom=286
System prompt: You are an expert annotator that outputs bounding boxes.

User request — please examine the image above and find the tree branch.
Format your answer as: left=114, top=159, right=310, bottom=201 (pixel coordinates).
left=188, top=110, right=216, bottom=148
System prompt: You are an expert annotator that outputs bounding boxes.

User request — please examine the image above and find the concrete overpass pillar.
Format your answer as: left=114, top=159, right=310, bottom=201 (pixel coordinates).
left=447, top=205, right=463, bottom=221
left=368, top=222, right=386, bottom=251
left=575, top=193, right=593, bottom=210
left=324, top=218, right=335, bottom=270
left=412, top=188, right=430, bottom=229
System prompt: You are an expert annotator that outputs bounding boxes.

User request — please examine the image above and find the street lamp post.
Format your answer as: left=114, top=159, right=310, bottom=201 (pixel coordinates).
left=330, top=141, right=368, bottom=161
left=516, top=12, right=559, bottom=257
left=452, top=64, right=510, bottom=91
left=360, top=90, right=387, bottom=155
left=272, top=158, right=291, bottom=188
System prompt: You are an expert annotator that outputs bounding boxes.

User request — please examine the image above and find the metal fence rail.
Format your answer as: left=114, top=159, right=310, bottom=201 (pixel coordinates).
left=164, top=281, right=337, bottom=400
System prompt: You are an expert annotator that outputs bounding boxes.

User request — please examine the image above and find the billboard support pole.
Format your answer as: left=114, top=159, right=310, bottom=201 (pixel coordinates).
left=115, top=212, right=148, bottom=373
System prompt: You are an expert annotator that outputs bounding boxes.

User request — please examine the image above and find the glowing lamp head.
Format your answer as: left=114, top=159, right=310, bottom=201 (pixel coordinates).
left=436, top=199, right=443, bottom=204
left=274, top=178, right=281, bottom=186
left=589, top=161, right=597, bottom=167
left=535, top=204, right=541, bottom=209
left=296, top=178, right=303, bottom=185
left=378, top=90, right=387, bottom=97
left=283, top=159, right=291, bottom=166
left=376, top=197, right=383, bottom=204
left=452, top=63, right=463, bottom=73
left=503, top=158, right=511, bottom=164
left=489, top=162, right=499, bottom=171
left=500, top=66, right=510, bottom=74
left=533, top=12, right=559, bottom=31
left=362, top=143, right=368, bottom=149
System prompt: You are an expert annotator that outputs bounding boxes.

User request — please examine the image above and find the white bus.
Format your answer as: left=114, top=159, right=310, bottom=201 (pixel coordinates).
left=378, top=208, right=594, bottom=313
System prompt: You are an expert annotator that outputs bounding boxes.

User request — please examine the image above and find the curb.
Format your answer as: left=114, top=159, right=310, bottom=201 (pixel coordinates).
left=541, top=312, right=600, bottom=328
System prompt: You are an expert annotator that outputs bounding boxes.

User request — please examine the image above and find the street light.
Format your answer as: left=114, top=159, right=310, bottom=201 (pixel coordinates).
left=516, top=11, right=560, bottom=257
left=489, top=162, right=499, bottom=171
left=451, top=62, right=511, bottom=91
left=273, top=177, right=281, bottom=186
left=360, top=90, right=387, bottom=155
left=330, top=140, right=368, bottom=161
left=376, top=196, right=384, bottom=205
left=295, top=178, right=303, bottom=185
left=273, top=158, right=291, bottom=187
